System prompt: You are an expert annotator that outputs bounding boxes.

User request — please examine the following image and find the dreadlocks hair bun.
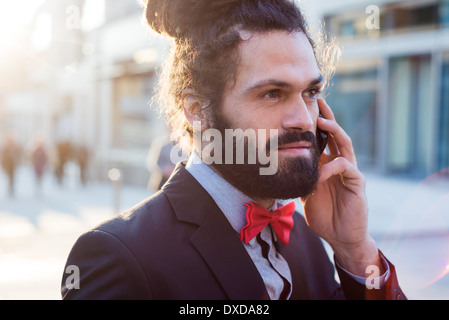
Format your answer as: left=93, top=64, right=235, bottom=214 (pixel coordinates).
left=144, top=0, right=242, bottom=38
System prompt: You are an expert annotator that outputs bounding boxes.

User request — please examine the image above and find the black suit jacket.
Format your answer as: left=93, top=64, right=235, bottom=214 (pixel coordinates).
left=61, top=163, right=406, bottom=300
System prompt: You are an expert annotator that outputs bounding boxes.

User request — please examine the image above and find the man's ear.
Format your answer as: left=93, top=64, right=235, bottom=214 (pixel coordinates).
left=181, top=89, right=209, bottom=131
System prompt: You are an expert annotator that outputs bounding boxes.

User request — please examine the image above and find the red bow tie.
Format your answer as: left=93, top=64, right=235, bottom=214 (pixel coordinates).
left=240, top=201, right=295, bottom=245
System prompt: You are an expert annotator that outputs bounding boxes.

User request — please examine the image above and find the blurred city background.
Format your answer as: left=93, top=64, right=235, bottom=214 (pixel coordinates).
left=0, top=0, right=448, bottom=300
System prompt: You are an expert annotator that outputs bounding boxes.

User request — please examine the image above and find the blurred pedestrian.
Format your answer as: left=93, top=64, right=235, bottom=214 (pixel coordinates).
left=1, top=134, right=21, bottom=197
left=30, top=137, right=48, bottom=196
left=146, top=135, right=181, bottom=191
left=55, top=140, right=73, bottom=185
left=75, top=145, right=89, bottom=186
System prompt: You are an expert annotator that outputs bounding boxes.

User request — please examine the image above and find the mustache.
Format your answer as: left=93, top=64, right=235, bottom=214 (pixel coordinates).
left=267, top=130, right=317, bottom=150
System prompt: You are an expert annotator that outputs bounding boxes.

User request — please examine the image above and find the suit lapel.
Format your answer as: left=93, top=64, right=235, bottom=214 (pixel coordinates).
left=278, top=213, right=311, bottom=299
left=163, top=163, right=269, bottom=300
left=190, top=209, right=269, bottom=300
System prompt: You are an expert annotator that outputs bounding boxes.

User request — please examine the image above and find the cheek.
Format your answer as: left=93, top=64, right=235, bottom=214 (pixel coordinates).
left=309, top=101, right=320, bottom=130
left=220, top=99, right=276, bottom=131
left=308, top=98, right=319, bottom=114
left=216, top=97, right=241, bottom=128
left=252, top=112, right=283, bottom=130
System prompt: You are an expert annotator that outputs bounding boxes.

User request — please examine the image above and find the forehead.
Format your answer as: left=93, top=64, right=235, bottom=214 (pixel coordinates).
left=233, top=31, right=320, bottom=91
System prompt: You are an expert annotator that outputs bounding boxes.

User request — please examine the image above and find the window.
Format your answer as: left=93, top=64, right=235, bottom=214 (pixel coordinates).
left=324, top=0, right=442, bottom=40
left=112, top=71, right=156, bottom=149
left=438, top=53, right=449, bottom=172
left=383, top=2, right=439, bottom=33
left=326, top=60, right=378, bottom=166
left=441, top=0, right=449, bottom=27
left=387, top=55, right=433, bottom=175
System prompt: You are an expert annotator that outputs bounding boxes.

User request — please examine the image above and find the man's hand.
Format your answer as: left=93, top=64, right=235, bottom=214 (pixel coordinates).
left=301, top=98, right=383, bottom=277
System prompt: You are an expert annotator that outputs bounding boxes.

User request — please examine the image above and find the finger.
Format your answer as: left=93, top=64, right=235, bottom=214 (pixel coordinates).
left=318, top=98, right=336, bottom=121
left=324, top=129, right=339, bottom=156
left=317, top=100, right=357, bottom=166
left=318, top=152, right=333, bottom=168
left=317, top=98, right=338, bottom=155
left=318, top=157, right=360, bottom=185
left=317, top=117, right=356, bottom=165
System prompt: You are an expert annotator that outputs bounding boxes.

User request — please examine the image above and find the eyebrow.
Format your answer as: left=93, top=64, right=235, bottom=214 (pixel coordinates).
left=244, top=75, right=324, bottom=94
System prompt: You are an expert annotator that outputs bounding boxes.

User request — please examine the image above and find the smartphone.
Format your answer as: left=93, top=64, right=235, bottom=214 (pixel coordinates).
left=317, top=114, right=328, bottom=155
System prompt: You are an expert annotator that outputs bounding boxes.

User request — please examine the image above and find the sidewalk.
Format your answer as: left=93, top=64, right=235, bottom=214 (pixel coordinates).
left=0, top=165, right=448, bottom=299
left=364, top=170, right=449, bottom=238
left=0, top=165, right=151, bottom=300
left=363, top=170, right=449, bottom=300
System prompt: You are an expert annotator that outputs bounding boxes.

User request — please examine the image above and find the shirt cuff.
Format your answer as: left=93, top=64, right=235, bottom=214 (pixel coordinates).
left=334, top=252, right=391, bottom=287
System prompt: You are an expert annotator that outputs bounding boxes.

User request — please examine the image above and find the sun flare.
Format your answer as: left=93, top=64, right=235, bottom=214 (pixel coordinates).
left=0, top=0, right=46, bottom=50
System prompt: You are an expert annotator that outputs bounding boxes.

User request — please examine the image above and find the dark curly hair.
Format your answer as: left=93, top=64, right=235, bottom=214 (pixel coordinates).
left=144, top=0, right=339, bottom=150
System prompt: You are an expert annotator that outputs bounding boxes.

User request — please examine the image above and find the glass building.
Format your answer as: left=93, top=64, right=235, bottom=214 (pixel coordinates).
left=304, top=0, right=449, bottom=178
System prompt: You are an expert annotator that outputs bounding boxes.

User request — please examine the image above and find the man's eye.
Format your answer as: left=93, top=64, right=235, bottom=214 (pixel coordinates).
left=304, top=88, right=321, bottom=98
left=261, top=90, right=281, bottom=99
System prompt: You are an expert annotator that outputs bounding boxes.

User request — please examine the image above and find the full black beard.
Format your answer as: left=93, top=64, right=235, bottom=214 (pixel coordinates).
left=208, top=114, right=320, bottom=200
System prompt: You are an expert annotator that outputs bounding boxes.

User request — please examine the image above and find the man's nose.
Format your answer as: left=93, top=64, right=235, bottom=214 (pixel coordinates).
left=281, top=96, right=314, bottom=132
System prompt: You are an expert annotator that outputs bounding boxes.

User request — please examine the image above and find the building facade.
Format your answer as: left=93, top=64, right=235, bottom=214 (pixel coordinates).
left=2, top=0, right=448, bottom=186
left=76, top=0, right=170, bottom=185
left=302, top=0, right=449, bottom=178
left=0, top=0, right=170, bottom=186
